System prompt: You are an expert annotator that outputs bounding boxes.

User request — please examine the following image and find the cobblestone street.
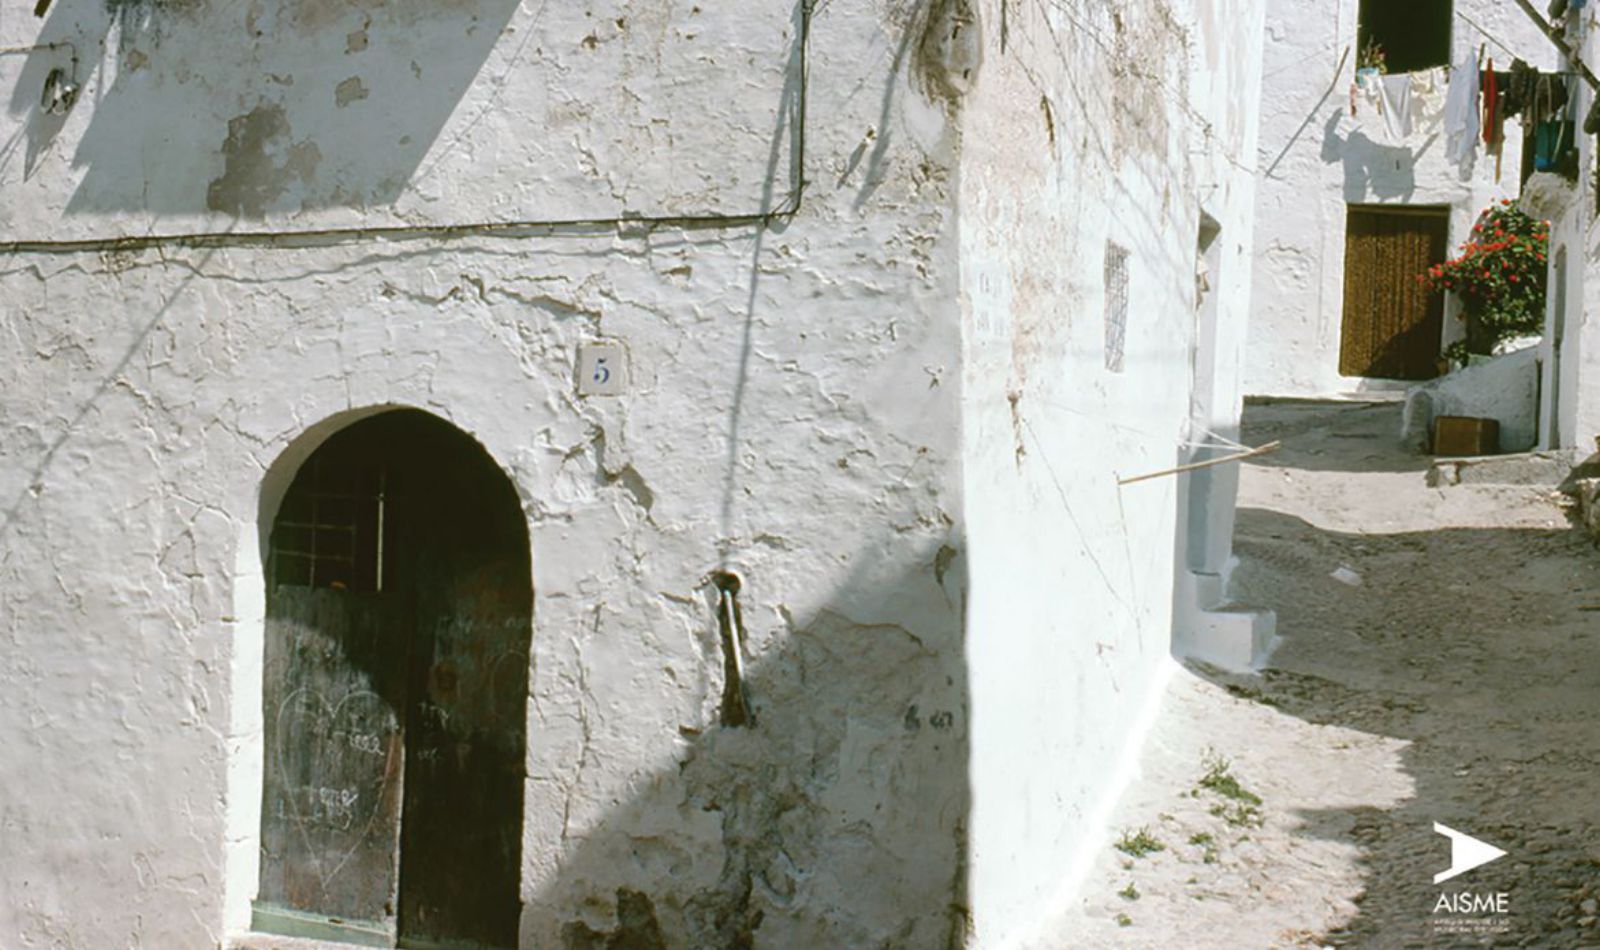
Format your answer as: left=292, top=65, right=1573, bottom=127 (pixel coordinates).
left=1050, top=400, right=1600, bottom=948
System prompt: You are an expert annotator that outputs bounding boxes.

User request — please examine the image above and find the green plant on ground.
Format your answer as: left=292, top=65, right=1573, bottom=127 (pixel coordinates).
left=1198, top=749, right=1263, bottom=806
left=1188, top=830, right=1221, bottom=863
left=1115, top=912, right=1133, bottom=927
left=1118, top=882, right=1140, bottom=901
left=1114, top=827, right=1166, bottom=858
left=1223, top=682, right=1282, bottom=708
left=1210, top=801, right=1263, bottom=828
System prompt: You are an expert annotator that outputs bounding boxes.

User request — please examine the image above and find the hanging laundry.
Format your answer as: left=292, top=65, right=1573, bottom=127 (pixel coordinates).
left=1412, top=66, right=1449, bottom=130
left=1503, top=59, right=1538, bottom=117
left=1379, top=74, right=1415, bottom=141
left=1444, top=54, right=1480, bottom=164
left=1482, top=60, right=1497, bottom=144
left=1351, top=68, right=1384, bottom=124
left=1535, top=120, right=1563, bottom=170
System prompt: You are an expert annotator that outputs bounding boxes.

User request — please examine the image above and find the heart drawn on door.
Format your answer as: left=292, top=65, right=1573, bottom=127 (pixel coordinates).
left=273, top=687, right=401, bottom=891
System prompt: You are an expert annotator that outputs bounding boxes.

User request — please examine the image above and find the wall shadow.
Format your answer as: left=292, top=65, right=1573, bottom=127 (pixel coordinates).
left=1197, top=505, right=1600, bottom=945
left=522, top=537, right=971, bottom=949
left=1319, top=110, right=1426, bottom=202
left=12, top=0, right=520, bottom=216
left=1240, top=398, right=1432, bottom=474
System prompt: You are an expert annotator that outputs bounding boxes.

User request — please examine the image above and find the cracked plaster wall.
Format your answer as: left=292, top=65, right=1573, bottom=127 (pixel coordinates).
left=953, top=0, right=1263, bottom=944
left=0, top=2, right=975, bottom=947
left=1, top=0, right=798, bottom=236
left=1245, top=0, right=1555, bottom=397
left=0, top=0, right=1270, bottom=947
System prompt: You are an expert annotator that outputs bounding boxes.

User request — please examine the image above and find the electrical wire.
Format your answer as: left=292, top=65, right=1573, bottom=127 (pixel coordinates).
left=1455, top=9, right=1522, bottom=61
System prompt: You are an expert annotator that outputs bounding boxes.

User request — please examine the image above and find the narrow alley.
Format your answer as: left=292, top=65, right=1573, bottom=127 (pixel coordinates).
left=1050, top=399, right=1600, bottom=948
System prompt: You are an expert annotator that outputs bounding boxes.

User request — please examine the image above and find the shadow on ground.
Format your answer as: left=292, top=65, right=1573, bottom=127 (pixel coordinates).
left=1241, top=397, right=1430, bottom=475
left=1198, top=502, right=1600, bottom=946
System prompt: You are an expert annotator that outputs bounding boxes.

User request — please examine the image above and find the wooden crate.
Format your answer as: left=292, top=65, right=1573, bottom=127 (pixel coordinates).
left=1433, top=415, right=1500, bottom=456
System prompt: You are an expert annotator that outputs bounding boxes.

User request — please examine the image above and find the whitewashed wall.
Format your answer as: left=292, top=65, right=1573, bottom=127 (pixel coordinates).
left=0, top=2, right=973, bottom=947
left=1247, top=0, right=1556, bottom=396
left=1539, top=8, right=1600, bottom=451
left=956, top=0, right=1263, bottom=943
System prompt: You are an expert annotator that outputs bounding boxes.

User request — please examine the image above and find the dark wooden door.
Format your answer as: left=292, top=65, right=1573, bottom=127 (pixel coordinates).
left=1339, top=206, right=1450, bottom=380
left=257, top=587, right=409, bottom=944
left=396, top=604, right=530, bottom=946
left=389, top=416, right=530, bottom=949
left=257, top=411, right=530, bottom=950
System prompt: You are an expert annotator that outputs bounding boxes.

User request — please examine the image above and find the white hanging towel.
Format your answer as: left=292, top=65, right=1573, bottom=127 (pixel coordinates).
left=1379, top=74, right=1415, bottom=141
left=1444, top=55, right=1480, bottom=163
left=1412, top=66, right=1449, bottom=129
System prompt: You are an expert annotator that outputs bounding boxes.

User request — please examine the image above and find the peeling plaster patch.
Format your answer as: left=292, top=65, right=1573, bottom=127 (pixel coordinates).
left=933, top=544, right=957, bottom=587
left=334, top=76, right=369, bottom=108
left=607, top=465, right=655, bottom=516
left=205, top=103, right=321, bottom=218
left=105, top=0, right=204, bottom=16
left=1103, top=3, right=1183, bottom=155
left=560, top=888, right=667, bottom=949
left=915, top=0, right=983, bottom=105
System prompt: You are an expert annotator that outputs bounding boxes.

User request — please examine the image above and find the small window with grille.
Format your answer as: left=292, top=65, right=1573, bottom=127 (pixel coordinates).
left=269, top=456, right=389, bottom=592
left=1103, top=241, right=1130, bottom=373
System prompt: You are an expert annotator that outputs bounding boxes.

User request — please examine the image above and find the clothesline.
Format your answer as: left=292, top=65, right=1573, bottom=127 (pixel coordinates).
left=1454, top=9, right=1522, bottom=61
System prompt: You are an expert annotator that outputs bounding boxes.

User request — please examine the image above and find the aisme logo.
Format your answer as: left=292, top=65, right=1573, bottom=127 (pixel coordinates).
left=1435, top=891, right=1510, bottom=915
left=1433, top=822, right=1507, bottom=884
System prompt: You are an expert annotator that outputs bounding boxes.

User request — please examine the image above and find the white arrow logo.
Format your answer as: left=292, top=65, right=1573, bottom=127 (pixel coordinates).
left=1433, top=823, right=1507, bottom=884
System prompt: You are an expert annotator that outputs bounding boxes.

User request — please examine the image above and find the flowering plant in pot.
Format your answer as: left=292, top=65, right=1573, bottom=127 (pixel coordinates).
left=1357, top=38, right=1387, bottom=76
left=1420, top=200, right=1548, bottom=361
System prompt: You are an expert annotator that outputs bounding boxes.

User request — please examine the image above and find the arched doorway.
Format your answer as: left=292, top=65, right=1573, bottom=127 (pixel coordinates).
left=253, top=410, right=530, bottom=948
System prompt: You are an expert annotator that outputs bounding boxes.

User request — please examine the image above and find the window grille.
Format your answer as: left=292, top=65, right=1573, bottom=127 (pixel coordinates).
left=1104, top=241, right=1130, bottom=373
left=270, top=456, right=387, bottom=592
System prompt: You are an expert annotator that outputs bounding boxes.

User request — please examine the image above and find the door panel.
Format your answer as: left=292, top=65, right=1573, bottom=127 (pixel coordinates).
left=397, top=610, right=530, bottom=947
left=257, top=587, right=410, bottom=940
left=393, top=446, right=531, bottom=948
left=1340, top=207, right=1449, bottom=380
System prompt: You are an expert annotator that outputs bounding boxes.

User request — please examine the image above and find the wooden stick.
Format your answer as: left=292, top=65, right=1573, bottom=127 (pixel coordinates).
left=1118, top=441, right=1283, bottom=486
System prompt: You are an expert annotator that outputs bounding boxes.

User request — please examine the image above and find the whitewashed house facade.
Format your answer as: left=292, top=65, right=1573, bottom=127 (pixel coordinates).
left=0, top=1, right=1265, bottom=947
